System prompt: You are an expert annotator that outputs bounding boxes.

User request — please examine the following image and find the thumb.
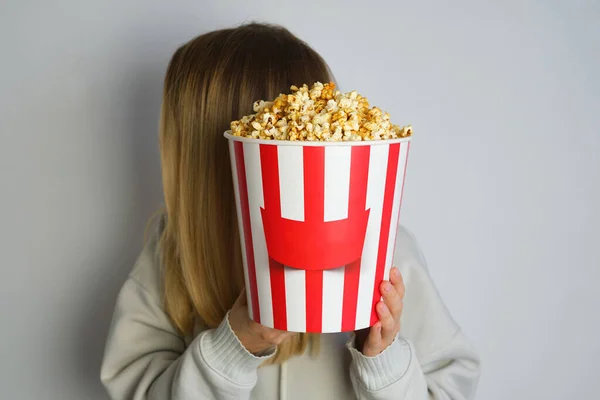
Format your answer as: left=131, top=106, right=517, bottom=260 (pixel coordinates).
left=363, top=322, right=383, bottom=356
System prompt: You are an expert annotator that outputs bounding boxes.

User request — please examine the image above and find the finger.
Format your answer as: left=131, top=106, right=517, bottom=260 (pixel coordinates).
left=273, top=330, right=296, bottom=341
left=273, top=332, right=297, bottom=345
left=376, top=301, right=398, bottom=342
left=390, top=267, right=405, bottom=298
left=258, top=326, right=291, bottom=340
left=380, top=280, right=402, bottom=320
left=363, top=322, right=383, bottom=357
left=283, top=331, right=297, bottom=339
left=259, top=329, right=278, bottom=342
left=261, top=330, right=295, bottom=345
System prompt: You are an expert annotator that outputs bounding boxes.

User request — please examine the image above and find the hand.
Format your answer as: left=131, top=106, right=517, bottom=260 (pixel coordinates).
left=228, top=290, right=296, bottom=355
left=355, top=267, right=405, bottom=357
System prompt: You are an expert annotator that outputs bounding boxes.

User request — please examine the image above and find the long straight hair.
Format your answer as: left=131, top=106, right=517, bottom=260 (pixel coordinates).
left=159, top=23, right=332, bottom=364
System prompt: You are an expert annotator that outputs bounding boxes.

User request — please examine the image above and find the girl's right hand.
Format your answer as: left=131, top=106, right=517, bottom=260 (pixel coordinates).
left=228, top=290, right=296, bottom=355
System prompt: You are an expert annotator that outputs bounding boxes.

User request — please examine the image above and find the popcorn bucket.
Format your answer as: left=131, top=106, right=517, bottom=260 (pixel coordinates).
left=225, top=132, right=411, bottom=333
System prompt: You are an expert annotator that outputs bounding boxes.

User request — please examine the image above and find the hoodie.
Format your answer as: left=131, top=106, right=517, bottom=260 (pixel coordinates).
left=100, top=221, right=480, bottom=399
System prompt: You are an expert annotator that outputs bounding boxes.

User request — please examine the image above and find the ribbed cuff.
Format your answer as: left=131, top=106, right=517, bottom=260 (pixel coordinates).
left=199, top=312, right=275, bottom=386
left=346, top=334, right=413, bottom=391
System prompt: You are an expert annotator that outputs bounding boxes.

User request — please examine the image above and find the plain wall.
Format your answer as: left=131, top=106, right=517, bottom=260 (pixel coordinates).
left=1, top=0, right=598, bottom=399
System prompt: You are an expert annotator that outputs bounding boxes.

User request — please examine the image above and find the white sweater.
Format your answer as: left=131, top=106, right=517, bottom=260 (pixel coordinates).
left=100, top=222, right=480, bottom=399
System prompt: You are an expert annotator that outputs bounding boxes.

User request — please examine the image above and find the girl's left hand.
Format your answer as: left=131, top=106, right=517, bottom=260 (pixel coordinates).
left=355, top=267, right=405, bottom=357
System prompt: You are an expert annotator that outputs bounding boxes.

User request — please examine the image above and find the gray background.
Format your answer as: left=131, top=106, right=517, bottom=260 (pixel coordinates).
left=1, top=0, right=598, bottom=399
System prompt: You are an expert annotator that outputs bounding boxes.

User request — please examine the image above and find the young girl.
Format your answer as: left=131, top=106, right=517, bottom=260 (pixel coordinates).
left=100, top=23, right=480, bottom=400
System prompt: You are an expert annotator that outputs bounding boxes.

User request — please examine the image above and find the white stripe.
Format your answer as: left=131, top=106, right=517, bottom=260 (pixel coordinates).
left=244, top=142, right=273, bottom=328
left=278, top=146, right=306, bottom=332
left=229, top=140, right=254, bottom=319
left=383, top=143, right=409, bottom=282
left=355, top=144, right=390, bottom=330
left=321, top=146, right=352, bottom=332
left=278, top=146, right=305, bottom=221
left=324, top=146, right=351, bottom=221
left=284, top=268, right=305, bottom=332
left=321, top=268, right=345, bottom=333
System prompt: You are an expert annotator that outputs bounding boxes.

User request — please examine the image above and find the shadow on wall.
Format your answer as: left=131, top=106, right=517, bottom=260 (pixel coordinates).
left=73, top=59, right=165, bottom=396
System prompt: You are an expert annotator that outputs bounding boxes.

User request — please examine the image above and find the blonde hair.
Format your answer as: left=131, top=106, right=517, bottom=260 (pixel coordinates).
left=158, top=23, right=332, bottom=364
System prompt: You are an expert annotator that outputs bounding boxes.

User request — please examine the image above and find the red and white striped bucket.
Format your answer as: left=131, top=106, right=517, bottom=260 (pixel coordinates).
left=226, top=132, right=411, bottom=333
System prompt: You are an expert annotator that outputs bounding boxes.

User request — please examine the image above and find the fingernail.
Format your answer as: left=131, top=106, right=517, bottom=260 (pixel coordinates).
left=384, top=282, right=391, bottom=293
left=392, top=268, right=398, bottom=277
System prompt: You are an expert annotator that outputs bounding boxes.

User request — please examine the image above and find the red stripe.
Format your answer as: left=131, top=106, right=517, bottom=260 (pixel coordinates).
left=399, top=142, right=411, bottom=211
left=390, top=142, right=411, bottom=273
left=234, top=141, right=260, bottom=323
left=268, top=258, right=287, bottom=330
left=305, top=270, right=323, bottom=332
left=303, top=146, right=325, bottom=332
left=371, top=143, right=402, bottom=325
left=259, top=144, right=287, bottom=330
left=342, top=146, right=371, bottom=331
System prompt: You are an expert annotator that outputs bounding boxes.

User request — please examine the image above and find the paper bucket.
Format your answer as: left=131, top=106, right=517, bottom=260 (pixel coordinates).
left=225, top=131, right=411, bottom=333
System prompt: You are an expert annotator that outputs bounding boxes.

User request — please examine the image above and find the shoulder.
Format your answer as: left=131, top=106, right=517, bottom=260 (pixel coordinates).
left=392, top=225, right=432, bottom=292
left=393, top=225, right=427, bottom=269
left=128, top=214, right=166, bottom=302
left=393, top=225, right=461, bottom=355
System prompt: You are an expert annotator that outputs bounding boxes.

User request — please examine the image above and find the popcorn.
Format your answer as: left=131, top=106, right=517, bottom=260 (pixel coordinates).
left=230, top=82, right=413, bottom=141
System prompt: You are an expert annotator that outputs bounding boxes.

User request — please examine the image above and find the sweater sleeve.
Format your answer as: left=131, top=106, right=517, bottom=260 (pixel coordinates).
left=346, top=227, right=481, bottom=400
left=100, top=221, right=274, bottom=400
left=100, top=277, right=274, bottom=399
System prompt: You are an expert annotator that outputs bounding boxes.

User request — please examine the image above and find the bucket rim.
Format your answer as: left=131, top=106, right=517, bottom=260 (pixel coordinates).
left=224, top=131, right=412, bottom=147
